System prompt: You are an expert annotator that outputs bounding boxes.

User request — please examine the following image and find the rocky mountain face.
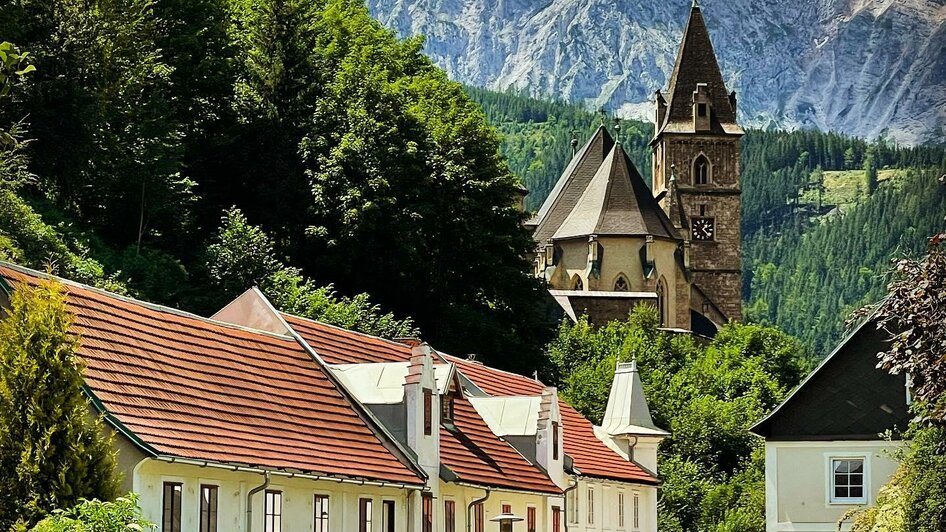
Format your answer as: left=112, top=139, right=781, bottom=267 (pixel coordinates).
left=368, top=0, right=946, bottom=145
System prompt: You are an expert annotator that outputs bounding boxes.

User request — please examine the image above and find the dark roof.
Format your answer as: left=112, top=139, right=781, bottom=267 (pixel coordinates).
left=530, top=126, right=615, bottom=244
left=656, top=6, right=742, bottom=138
left=751, top=318, right=911, bottom=441
left=553, top=143, right=680, bottom=240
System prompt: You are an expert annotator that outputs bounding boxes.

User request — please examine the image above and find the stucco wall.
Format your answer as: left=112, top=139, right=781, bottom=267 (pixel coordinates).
left=565, top=479, right=658, bottom=532
left=765, top=440, right=903, bottom=532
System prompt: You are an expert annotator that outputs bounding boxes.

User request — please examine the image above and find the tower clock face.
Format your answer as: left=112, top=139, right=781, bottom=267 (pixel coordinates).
left=692, top=217, right=715, bottom=241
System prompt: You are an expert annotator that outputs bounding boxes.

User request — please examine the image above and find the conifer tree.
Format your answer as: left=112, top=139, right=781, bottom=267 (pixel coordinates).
left=0, top=278, right=118, bottom=530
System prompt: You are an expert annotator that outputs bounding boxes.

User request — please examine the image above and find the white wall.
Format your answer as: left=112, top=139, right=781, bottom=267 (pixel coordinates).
left=764, top=440, right=903, bottom=532
left=564, top=479, right=657, bottom=532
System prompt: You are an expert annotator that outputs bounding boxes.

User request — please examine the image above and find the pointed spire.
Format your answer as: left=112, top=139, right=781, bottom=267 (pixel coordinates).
left=656, top=1, right=742, bottom=137
left=692, top=0, right=699, bottom=8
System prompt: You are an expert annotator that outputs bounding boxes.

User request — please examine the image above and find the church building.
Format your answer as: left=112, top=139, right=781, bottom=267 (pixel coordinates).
left=528, top=2, right=743, bottom=334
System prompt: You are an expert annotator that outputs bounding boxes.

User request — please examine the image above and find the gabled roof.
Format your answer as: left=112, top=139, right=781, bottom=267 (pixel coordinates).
left=469, top=396, right=542, bottom=436
left=328, top=362, right=455, bottom=404
left=553, top=143, right=680, bottom=241
left=751, top=316, right=911, bottom=441
left=0, top=263, right=425, bottom=486
left=445, top=355, right=658, bottom=485
left=285, top=313, right=561, bottom=494
left=530, top=126, right=615, bottom=244
left=656, top=5, right=742, bottom=138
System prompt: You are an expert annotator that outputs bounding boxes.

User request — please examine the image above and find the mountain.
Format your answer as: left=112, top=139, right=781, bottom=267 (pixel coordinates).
left=368, top=0, right=946, bottom=145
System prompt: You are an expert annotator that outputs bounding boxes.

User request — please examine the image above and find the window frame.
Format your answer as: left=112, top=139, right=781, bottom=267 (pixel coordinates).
left=162, top=482, right=183, bottom=532
left=527, top=505, right=536, bottom=532
left=263, top=490, right=282, bottom=532
left=314, top=494, right=331, bottom=532
left=567, top=488, right=579, bottom=524
left=444, top=499, right=456, bottom=532
left=587, top=487, right=595, bottom=526
left=826, top=454, right=870, bottom=505
left=473, top=502, right=485, bottom=532
left=633, top=490, right=641, bottom=530
left=199, top=484, right=218, bottom=532
left=423, top=389, right=433, bottom=436
left=422, top=493, right=433, bottom=532
left=382, top=499, right=396, bottom=532
left=359, top=498, right=374, bottom=532
left=617, top=490, right=625, bottom=529
left=552, top=421, right=560, bottom=461
left=693, top=154, right=711, bottom=185
left=552, top=506, right=562, bottom=532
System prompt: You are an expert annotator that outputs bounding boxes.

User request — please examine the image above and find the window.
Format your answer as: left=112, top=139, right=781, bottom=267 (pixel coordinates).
left=552, top=506, right=562, bottom=532
left=572, top=275, right=583, bottom=291
left=442, top=392, right=455, bottom=423
left=614, top=275, right=629, bottom=292
left=527, top=506, right=536, bottom=532
left=162, top=482, right=182, bottom=532
left=831, top=458, right=866, bottom=503
left=587, top=488, right=595, bottom=525
left=656, top=279, right=667, bottom=326
left=445, top=500, right=456, bottom=532
left=383, top=500, right=395, bottom=532
left=474, top=503, right=485, bottom=532
left=618, top=491, right=625, bottom=528
left=199, top=485, right=218, bottom=532
left=314, top=495, right=330, bottom=532
left=633, top=491, right=640, bottom=530
left=423, top=389, right=433, bottom=435
left=264, top=490, right=282, bottom=532
left=501, top=504, right=512, bottom=532
left=567, top=489, right=579, bottom=524
left=698, top=103, right=707, bottom=117
left=552, top=421, right=560, bottom=461
left=694, top=155, right=710, bottom=185
left=422, top=494, right=433, bottom=532
left=360, top=498, right=373, bottom=532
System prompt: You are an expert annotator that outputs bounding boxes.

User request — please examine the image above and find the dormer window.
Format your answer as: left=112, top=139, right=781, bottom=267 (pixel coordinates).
left=698, top=103, right=707, bottom=117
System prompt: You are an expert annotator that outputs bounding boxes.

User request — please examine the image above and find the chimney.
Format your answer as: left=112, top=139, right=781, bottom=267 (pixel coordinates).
left=599, top=359, right=668, bottom=474
left=535, top=387, right=567, bottom=488
left=692, top=83, right=711, bottom=132
left=404, top=343, right=440, bottom=476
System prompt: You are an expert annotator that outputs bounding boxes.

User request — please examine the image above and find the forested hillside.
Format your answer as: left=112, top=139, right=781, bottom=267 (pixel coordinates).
left=468, top=88, right=946, bottom=355
left=0, top=0, right=554, bottom=373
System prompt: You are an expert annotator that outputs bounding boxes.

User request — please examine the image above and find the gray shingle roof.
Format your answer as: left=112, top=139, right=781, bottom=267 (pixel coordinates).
left=657, top=6, right=743, bottom=138
left=553, top=143, right=680, bottom=240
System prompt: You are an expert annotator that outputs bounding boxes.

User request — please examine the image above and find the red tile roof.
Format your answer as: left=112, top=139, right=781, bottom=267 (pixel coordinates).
left=0, top=265, right=424, bottom=486
left=445, top=355, right=658, bottom=485
left=286, top=314, right=561, bottom=493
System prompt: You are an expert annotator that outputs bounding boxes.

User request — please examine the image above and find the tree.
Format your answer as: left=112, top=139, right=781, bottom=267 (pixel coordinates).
left=204, top=207, right=417, bottom=338
left=0, top=278, right=118, bottom=530
left=864, top=146, right=879, bottom=194
left=547, top=305, right=810, bottom=531
left=30, top=494, right=154, bottom=532
left=869, top=229, right=946, bottom=418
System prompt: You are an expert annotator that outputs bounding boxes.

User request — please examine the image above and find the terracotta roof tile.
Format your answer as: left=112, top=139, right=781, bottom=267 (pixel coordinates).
left=0, top=265, right=424, bottom=486
left=444, top=355, right=658, bottom=485
left=286, top=314, right=560, bottom=493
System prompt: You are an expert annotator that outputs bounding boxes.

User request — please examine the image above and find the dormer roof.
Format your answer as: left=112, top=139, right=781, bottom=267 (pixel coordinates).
left=656, top=4, right=743, bottom=138
left=553, top=143, right=680, bottom=241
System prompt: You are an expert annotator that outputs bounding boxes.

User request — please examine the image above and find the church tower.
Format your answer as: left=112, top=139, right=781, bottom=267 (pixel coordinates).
left=651, top=1, right=744, bottom=321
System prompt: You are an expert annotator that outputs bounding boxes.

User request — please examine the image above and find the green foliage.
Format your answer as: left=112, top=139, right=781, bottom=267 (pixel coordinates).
left=548, top=305, right=811, bottom=531
left=0, top=278, right=119, bottom=530
left=205, top=208, right=417, bottom=338
left=29, top=494, right=154, bottom=532
left=745, top=168, right=946, bottom=355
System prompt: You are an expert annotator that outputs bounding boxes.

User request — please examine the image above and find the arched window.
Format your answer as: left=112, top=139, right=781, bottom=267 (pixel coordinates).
left=614, top=275, right=629, bottom=292
left=572, top=275, right=584, bottom=291
left=656, top=278, right=668, bottom=326
left=694, top=154, right=711, bottom=185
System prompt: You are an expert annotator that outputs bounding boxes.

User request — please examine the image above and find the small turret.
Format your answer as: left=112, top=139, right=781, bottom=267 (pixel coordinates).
left=692, top=83, right=712, bottom=132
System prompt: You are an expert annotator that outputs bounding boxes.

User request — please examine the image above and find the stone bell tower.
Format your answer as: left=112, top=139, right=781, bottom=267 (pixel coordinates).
left=651, top=1, right=744, bottom=322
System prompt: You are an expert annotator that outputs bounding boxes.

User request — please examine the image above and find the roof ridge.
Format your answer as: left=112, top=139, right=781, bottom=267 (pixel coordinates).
left=281, top=311, right=415, bottom=350
left=0, top=261, right=296, bottom=341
